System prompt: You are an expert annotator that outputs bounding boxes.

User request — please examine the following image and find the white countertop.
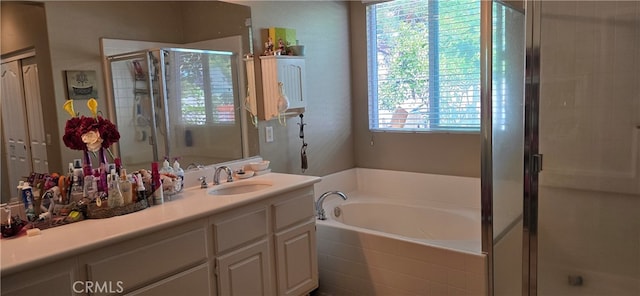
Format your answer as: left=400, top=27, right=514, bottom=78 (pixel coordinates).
left=0, top=173, right=321, bottom=275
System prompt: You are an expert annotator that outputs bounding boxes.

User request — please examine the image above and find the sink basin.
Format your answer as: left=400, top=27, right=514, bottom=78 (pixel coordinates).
left=208, top=180, right=273, bottom=196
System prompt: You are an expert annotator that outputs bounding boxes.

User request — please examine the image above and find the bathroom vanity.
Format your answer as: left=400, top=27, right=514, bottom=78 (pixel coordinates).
left=1, top=173, right=321, bottom=296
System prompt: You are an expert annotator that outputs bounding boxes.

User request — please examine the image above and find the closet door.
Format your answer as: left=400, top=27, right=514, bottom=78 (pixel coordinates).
left=22, top=58, right=48, bottom=173
left=1, top=60, right=31, bottom=195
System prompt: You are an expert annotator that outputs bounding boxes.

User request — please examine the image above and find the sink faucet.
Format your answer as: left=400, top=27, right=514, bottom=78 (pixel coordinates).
left=213, top=166, right=234, bottom=185
left=315, top=191, right=348, bottom=220
left=187, top=162, right=204, bottom=170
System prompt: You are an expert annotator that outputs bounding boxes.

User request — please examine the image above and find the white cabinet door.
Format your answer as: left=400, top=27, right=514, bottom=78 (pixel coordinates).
left=217, top=239, right=272, bottom=296
left=259, top=56, right=306, bottom=120
left=274, top=222, right=318, bottom=296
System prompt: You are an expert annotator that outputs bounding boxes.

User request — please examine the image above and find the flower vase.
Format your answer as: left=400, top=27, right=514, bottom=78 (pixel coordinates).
left=97, top=147, right=108, bottom=193
left=82, top=149, right=93, bottom=177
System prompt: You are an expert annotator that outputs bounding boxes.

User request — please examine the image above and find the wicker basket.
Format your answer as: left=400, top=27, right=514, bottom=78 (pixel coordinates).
left=86, top=195, right=152, bottom=219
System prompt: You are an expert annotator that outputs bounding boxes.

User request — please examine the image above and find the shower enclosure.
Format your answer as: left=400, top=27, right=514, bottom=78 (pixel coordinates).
left=534, top=1, right=639, bottom=295
left=485, top=1, right=640, bottom=295
left=106, top=48, right=243, bottom=169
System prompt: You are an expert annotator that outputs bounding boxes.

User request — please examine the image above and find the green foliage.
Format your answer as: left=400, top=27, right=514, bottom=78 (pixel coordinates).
left=372, top=0, right=480, bottom=126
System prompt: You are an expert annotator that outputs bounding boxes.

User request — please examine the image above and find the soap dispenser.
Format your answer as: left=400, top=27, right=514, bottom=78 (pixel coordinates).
left=172, top=158, right=184, bottom=192
left=159, top=158, right=174, bottom=175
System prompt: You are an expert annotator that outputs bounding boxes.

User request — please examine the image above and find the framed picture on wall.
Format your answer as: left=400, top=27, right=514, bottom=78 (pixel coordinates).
left=65, top=70, right=98, bottom=100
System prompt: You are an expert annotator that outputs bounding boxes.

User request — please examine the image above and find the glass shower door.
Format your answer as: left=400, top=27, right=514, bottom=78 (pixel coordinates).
left=490, top=1, right=526, bottom=295
left=107, top=52, right=157, bottom=168
left=536, top=1, right=640, bottom=295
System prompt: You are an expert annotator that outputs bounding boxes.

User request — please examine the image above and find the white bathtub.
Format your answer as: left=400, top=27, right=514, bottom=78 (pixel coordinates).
left=314, top=168, right=487, bottom=295
left=325, top=197, right=480, bottom=252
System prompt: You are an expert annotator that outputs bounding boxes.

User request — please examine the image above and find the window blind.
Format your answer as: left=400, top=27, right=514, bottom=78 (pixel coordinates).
left=178, top=52, right=236, bottom=125
left=367, top=0, right=481, bottom=132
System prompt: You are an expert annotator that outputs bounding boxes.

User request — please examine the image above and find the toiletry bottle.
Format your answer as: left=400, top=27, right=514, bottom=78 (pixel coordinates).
left=21, top=182, right=34, bottom=210
left=119, top=169, right=133, bottom=205
left=16, top=181, right=24, bottom=203
left=108, top=169, right=124, bottom=208
left=33, top=183, right=42, bottom=216
left=83, top=174, right=97, bottom=200
left=159, top=158, right=174, bottom=175
left=151, top=162, right=164, bottom=205
left=114, top=158, right=122, bottom=175
left=73, top=159, right=84, bottom=178
left=173, top=158, right=184, bottom=192
left=70, top=175, right=84, bottom=203
left=22, top=183, right=36, bottom=221
left=135, top=173, right=146, bottom=203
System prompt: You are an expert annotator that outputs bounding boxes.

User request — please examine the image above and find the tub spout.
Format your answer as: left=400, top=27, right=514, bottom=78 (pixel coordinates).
left=315, top=191, right=348, bottom=220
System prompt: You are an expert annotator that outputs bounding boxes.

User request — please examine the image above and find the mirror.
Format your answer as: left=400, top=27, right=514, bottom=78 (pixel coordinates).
left=1, top=1, right=259, bottom=182
left=104, top=44, right=245, bottom=169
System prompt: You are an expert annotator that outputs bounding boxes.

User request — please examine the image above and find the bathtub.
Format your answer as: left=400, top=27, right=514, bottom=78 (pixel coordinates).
left=314, top=168, right=487, bottom=295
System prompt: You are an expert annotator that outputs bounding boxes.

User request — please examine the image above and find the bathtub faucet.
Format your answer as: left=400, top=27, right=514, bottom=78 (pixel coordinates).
left=315, top=191, right=348, bottom=220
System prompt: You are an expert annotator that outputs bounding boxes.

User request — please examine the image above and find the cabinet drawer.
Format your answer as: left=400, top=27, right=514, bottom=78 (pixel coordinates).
left=125, top=263, right=211, bottom=296
left=213, top=208, right=267, bottom=253
left=273, top=192, right=314, bottom=232
left=86, top=227, right=207, bottom=294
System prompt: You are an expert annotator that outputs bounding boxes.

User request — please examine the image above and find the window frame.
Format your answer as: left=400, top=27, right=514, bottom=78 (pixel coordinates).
left=175, top=50, right=238, bottom=126
left=366, top=0, right=482, bottom=134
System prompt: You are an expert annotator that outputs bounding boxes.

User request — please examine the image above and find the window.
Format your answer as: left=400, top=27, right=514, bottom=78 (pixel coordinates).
left=177, top=51, right=236, bottom=125
left=367, top=0, right=481, bottom=132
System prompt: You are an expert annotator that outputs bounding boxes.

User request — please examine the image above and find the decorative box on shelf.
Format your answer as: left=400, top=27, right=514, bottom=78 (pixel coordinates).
left=260, top=55, right=306, bottom=120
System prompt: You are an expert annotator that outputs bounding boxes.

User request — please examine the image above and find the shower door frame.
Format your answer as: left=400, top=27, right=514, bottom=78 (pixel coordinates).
left=106, top=50, right=163, bottom=162
left=481, top=0, right=537, bottom=295
left=522, top=1, right=541, bottom=295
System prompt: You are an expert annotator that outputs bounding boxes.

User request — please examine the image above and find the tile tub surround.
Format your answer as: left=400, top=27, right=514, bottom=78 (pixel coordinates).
left=317, top=225, right=487, bottom=295
left=314, top=168, right=486, bottom=295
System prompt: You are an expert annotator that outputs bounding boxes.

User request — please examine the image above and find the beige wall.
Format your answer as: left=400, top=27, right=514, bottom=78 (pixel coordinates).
left=44, top=1, right=186, bottom=170
left=349, top=2, right=481, bottom=178
left=244, top=1, right=355, bottom=176
left=3, top=0, right=480, bottom=198
left=1, top=1, right=258, bottom=198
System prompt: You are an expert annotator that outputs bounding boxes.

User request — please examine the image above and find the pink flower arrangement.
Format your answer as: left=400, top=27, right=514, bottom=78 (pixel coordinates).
left=62, top=99, right=120, bottom=152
